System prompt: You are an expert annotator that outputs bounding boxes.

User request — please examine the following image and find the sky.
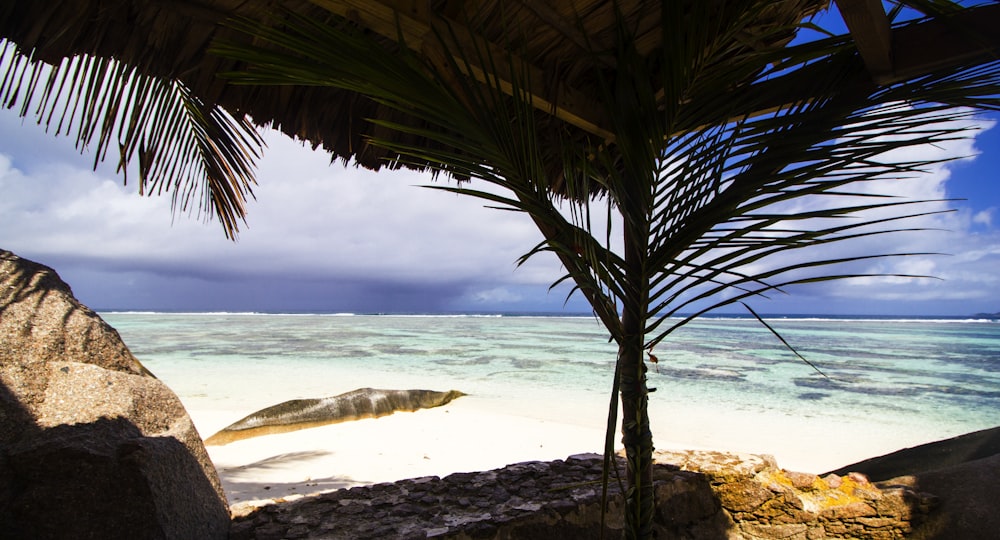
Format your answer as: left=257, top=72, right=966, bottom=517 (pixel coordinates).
left=1, top=12, right=999, bottom=316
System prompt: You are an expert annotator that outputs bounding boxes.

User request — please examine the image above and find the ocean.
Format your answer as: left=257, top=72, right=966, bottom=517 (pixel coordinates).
left=101, top=312, right=1000, bottom=472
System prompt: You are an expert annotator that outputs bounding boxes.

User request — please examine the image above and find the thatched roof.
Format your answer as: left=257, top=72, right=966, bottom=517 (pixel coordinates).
left=2, top=0, right=999, bottom=177
left=0, top=1, right=818, bottom=170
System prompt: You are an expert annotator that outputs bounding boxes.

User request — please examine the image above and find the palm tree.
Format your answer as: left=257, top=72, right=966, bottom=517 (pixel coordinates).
left=4, top=1, right=1000, bottom=537
left=211, top=4, right=1000, bottom=536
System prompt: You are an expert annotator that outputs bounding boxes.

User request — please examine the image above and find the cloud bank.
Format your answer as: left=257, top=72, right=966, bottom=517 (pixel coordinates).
left=0, top=113, right=580, bottom=312
left=1, top=108, right=998, bottom=315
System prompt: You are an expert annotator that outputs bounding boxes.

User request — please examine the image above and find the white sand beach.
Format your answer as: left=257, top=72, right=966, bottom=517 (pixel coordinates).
left=192, top=402, right=602, bottom=507
left=188, top=395, right=927, bottom=509
left=111, top=313, right=997, bottom=512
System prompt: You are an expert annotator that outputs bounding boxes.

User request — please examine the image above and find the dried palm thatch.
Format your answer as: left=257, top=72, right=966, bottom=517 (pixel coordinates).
left=0, top=1, right=822, bottom=176
left=3, top=1, right=998, bottom=216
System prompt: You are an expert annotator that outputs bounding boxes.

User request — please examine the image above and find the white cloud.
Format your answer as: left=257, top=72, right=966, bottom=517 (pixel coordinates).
left=729, top=110, right=1000, bottom=310
left=973, top=208, right=995, bottom=227
left=467, top=287, right=524, bottom=304
left=0, top=124, right=567, bottom=290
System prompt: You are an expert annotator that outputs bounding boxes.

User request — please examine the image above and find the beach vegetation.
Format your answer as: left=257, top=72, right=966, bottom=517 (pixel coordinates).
left=3, top=1, right=1000, bottom=538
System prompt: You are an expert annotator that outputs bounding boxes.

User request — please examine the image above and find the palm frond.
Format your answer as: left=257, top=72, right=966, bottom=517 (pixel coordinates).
left=0, top=40, right=263, bottom=239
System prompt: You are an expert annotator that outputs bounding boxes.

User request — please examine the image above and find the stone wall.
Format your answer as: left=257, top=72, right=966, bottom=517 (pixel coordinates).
left=230, top=450, right=935, bottom=539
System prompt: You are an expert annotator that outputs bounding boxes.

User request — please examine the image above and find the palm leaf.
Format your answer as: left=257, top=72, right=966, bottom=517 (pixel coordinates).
left=0, top=41, right=263, bottom=239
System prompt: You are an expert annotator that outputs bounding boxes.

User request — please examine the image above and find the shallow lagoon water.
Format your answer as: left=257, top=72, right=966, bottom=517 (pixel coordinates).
left=103, top=312, right=1000, bottom=471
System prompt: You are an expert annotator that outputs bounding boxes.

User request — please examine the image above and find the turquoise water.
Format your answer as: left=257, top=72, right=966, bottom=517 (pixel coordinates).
left=102, top=312, right=1000, bottom=469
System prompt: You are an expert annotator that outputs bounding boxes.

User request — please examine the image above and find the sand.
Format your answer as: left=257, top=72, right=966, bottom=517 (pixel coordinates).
left=192, top=401, right=606, bottom=507
left=187, top=396, right=921, bottom=508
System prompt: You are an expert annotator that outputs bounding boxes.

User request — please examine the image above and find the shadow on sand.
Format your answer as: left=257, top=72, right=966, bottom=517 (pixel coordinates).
left=219, top=449, right=369, bottom=505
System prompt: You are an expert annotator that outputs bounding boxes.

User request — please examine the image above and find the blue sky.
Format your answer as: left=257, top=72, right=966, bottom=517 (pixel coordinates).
left=1, top=10, right=999, bottom=316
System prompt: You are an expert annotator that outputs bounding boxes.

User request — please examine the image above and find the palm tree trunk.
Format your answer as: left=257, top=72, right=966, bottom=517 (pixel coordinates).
left=620, top=220, right=654, bottom=539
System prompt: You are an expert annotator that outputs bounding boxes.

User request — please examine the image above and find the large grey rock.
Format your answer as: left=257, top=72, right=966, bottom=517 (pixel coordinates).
left=824, top=425, right=1000, bottom=481
left=898, top=452, right=1000, bottom=540
left=0, top=249, right=229, bottom=538
left=5, top=417, right=228, bottom=539
left=827, top=426, right=1000, bottom=540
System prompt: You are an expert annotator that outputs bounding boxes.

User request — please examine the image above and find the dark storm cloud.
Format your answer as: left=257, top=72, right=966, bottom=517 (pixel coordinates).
left=2, top=107, right=999, bottom=315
